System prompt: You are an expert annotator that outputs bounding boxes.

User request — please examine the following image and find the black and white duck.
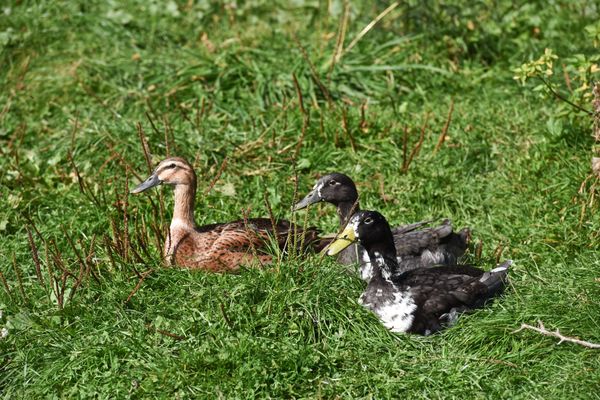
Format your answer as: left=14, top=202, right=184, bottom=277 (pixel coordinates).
left=326, top=210, right=511, bottom=335
left=293, top=173, right=471, bottom=279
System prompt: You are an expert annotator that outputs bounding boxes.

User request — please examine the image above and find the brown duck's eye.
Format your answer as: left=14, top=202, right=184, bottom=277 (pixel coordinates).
left=166, top=163, right=177, bottom=169
left=363, top=217, right=373, bottom=224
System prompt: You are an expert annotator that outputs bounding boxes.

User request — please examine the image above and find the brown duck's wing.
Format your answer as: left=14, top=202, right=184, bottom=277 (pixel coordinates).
left=196, top=218, right=322, bottom=252
left=174, top=230, right=274, bottom=271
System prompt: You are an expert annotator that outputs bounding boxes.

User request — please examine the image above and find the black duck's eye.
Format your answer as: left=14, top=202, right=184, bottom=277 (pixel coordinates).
left=363, top=217, right=373, bottom=224
left=328, top=180, right=338, bottom=186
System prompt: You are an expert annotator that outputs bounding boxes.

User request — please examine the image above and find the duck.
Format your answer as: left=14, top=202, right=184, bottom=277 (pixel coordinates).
left=131, top=157, right=322, bottom=271
left=326, top=210, right=511, bottom=335
left=293, top=173, right=471, bottom=279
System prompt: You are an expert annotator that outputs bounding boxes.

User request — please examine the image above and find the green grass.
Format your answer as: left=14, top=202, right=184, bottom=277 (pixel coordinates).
left=2, top=1, right=600, bottom=398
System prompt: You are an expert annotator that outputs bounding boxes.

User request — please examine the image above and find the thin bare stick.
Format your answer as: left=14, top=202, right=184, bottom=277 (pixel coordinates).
left=26, top=226, right=45, bottom=286
left=145, top=111, right=162, bottom=140
left=292, top=73, right=306, bottom=116
left=493, top=242, right=504, bottom=264
left=69, top=112, right=80, bottom=156
left=292, top=73, right=310, bottom=159
left=263, top=191, right=278, bottom=248
left=163, top=114, right=172, bottom=157
left=341, top=2, right=400, bottom=61
left=341, top=108, right=357, bottom=152
left=329, top=1, right=350, bottom=74
left=69, top=237, right=93, bottom=303
left=137, top=122, right=153, bottom=174
left=513, top=320, right=600, bottom=349
left=104, top=142, right=143, bottom=181
left=103, top=235, right=117, bottom=271
left=291, top=33, right=333, bottom=106
left=475, top=239, right=483, bottom=260
left=0, top=269, right=12, bottom=297
left=434, top=98, right=455, bottom=153
left=11, top=254, right=27, bottom=302
left=204, top=157, right=228, bottom=195
left=68, top=152, right=87, bottom=195
left=539, top=77, right=593, bottom=116
left=240, top=208, right=260, bottom=263
left=146, top=324, right=186, bottom=340
left=123, top=169, right=130, bottom=262
left=220, top=302, right=234, bottom=328
left=125, top=269, right=154, bottom=303
left=401, top=125, right=409, bottom=171
left=402, top=113, right=429, bottom=173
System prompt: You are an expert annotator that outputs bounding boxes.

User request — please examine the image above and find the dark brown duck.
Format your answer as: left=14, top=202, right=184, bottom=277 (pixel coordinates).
left=293, top=173, right=471, bottom=279
left=327, top=210, right=510, bottom=335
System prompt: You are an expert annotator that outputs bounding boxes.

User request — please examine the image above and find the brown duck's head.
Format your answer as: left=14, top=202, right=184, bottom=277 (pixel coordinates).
left=130, top=157, right=197, bottom=194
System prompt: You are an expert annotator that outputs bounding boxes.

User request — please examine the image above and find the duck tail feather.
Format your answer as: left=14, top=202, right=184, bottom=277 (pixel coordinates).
left=478, top=260, right=512, bottom=296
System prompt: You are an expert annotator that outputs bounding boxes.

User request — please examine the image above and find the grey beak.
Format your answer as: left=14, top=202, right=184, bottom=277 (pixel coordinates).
left=292, top=189, right=322, bottom=211
left=130, top=173, right=162, bottom=194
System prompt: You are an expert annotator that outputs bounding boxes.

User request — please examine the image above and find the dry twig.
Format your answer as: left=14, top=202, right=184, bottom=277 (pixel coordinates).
left=512, top=320, right=600, bottom=349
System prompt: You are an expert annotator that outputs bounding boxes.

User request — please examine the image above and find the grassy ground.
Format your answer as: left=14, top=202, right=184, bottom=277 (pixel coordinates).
left=1, top=1, right=600, bottom=398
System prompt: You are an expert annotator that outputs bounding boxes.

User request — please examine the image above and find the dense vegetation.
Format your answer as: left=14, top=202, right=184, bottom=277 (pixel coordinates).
left=1, top=1, right=599, bottom=398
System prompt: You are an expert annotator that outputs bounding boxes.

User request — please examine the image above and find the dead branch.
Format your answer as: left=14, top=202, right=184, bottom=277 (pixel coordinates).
left=512, top=320, right=600, bottom=349
left=204, top=157, right=228, bottom=195
left=146, top=324, right=186, bottom=340
left=125, top=269, right=154, bottom=303
left=434, top=98, right=455, bottom=153
left=26, top=226, right=45, bottom=286
left=136, top=122, right=153, bottom=174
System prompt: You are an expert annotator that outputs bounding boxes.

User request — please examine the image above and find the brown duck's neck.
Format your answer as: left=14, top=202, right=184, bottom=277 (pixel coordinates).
left=172, top=183, right=197, bottom=229
left=337, top=201, right=360, bottom=227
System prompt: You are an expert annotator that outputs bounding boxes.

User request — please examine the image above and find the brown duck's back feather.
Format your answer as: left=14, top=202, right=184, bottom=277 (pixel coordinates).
left=169, top=219, right=321, bottom=271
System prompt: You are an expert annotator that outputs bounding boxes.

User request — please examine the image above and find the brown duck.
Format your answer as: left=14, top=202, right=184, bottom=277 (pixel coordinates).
left=131, top=157, right=321, bottom=271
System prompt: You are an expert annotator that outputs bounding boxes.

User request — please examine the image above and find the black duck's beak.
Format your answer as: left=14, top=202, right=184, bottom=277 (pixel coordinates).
left=293, top=189, right=321, bottom=211
left=325, top=225, right=356, bottom=256
left=130, top=173, right=162, bottom=194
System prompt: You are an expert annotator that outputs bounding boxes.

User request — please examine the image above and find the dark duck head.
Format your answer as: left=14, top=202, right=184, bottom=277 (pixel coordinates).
left=293, top=173, right=359, bottom=227
left=327, top=210, right=399, bottom=277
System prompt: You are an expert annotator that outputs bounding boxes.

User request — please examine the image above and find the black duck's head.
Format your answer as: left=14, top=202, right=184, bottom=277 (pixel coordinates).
left=293, top=173, right=358, bottom=211
left=326, top=210, right=395, bottom=257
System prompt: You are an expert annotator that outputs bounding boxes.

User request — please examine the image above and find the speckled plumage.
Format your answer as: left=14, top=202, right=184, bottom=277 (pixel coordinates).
left=294, top=173, right=471, bottom=277
left=328, top=211, right=510, bottom=335
left=132, top=157, right=321, bottom=271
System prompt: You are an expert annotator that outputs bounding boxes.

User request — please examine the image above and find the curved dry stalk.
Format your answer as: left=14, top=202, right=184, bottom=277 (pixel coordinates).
left=513, top=320, right=600, bottom=349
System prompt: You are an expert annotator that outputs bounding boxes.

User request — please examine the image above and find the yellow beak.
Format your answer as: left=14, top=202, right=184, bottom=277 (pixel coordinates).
left=325, top=225, right=356, bottom=256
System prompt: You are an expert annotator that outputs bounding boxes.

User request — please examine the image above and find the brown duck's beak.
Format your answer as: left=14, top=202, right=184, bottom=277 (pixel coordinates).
left=292, top=189, right=322, bottom=211
left=130, top=173, right=161, bottom=194
left=324, top=224, right=356, bottom=256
